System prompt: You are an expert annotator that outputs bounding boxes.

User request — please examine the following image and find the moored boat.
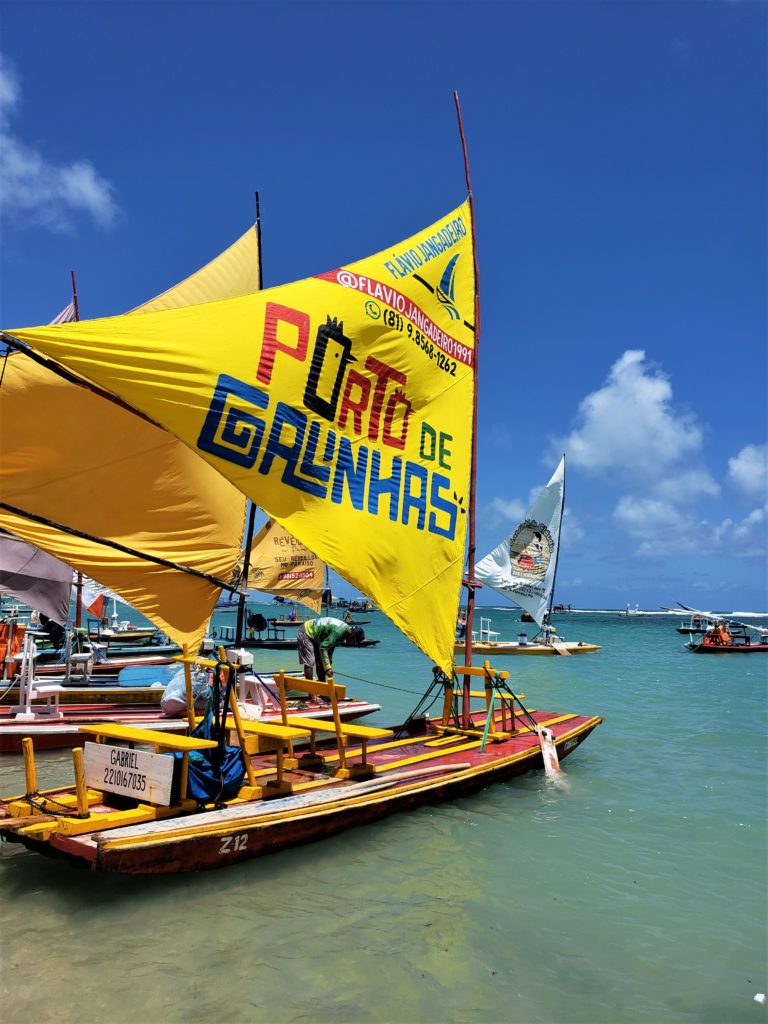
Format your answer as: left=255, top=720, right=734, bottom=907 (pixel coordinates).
left=458, top=458, right=600, bottom=656
left=0, top=673, right=599, bottom=872
left=0, top=113, right=600, bottom=874
left=455, top=617, right=600, bottom=656
left=676, top=614, right=716, bottom=635
left=0, top=634, right=380, bottom=753
left=686, top=621, right=768, bottom=653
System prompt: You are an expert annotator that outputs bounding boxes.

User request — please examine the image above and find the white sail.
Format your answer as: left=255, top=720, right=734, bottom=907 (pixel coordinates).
left=475, top=457, right=566, bottom=627
left=0, top=533, right=73, bottom=625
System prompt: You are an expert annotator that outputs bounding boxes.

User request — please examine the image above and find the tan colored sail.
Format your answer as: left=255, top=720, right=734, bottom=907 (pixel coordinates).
left=131, top=226, right=260, bottom=313
left=248, top=519, right=323, bottom=614
left=0, top=226, right=262, bottom=649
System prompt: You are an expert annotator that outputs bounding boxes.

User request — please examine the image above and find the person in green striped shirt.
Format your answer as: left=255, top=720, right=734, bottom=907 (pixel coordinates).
left=297, top=616, right=351, bottom=682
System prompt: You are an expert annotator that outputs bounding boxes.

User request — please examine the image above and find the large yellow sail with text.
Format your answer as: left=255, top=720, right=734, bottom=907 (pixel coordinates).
left=248, top=519, right=323, bottom=614
left=0, top=228, right=261, bottom=649
left=6, top=203, right=475, bottom=671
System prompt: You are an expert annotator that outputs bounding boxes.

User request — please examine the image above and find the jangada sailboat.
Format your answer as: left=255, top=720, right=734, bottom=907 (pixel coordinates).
left=0, top=140, right=600, bottom=872
left=457, top=457, right=600, bottom=656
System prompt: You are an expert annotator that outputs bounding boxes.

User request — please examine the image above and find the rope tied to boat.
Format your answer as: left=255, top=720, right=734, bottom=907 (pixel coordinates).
left=26, top=790, right=90, bottom=819
left=332, top=668, right=425, bottom=696
left=392, top=666, right=449, bottom=738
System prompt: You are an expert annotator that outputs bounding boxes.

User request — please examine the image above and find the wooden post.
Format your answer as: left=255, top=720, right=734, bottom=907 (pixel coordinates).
left=217, top=645, right=257, bottom=787
left=327, top=670, right=347, bottom=772
left=276, top=670, right=294, bottom=759
left=441, top=678, right=454, bottom=726
left=182, top=643, right=196, bottom=731
left=72, top=747, right=88, bottom=817
left=179, top=752, right=190, bottom=802
left=227, top=683, right=257, bottom=787
left=22, top=737, right=36, bottom=798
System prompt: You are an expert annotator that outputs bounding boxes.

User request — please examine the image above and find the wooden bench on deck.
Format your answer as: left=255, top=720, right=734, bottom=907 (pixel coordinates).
left=275, top=671, right=393, bottom=778
left=193, top=716, right=312, bottom=793
left=446, top=661, right=519, bottom=737
left=78, top=723, right=219, bottom=752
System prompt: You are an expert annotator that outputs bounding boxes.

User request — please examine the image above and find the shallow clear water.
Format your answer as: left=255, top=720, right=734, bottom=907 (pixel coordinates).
left=1, top=608, right=766, bottom=1023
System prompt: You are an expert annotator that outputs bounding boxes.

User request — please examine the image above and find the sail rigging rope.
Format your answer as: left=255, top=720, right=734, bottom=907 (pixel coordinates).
left=331, top=669, right=426, bottom=697
left=27, top=790, right=90, bottom=819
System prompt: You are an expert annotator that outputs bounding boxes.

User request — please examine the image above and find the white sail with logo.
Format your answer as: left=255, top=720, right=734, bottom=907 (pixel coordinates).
left=475, top=457, right=565, bottom=627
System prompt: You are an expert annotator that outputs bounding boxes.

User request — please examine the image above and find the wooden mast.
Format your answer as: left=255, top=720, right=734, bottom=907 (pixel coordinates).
left=70, top=270, right=84, bottom=629
left=235, top=194, right=264, bottom=646
left=453, top=91, right=481, bottom=729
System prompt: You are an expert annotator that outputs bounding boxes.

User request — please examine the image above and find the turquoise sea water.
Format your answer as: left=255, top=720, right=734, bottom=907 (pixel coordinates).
left=1, top=607, right=766, bottom=1024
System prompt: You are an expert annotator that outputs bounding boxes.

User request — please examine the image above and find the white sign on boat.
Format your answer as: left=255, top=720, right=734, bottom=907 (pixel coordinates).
left=84, top=741, right=174, bottom=805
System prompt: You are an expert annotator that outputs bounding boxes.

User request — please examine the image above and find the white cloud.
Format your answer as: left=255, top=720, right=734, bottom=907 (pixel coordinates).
left=654, top=469, right=720, bottom=503
left=614, top=497, right=689, bottom=541
left=614, top=496, right=766, bottom=560
left=711, top=508, right=766, bottom=548
left=482, top=496, right=526, bottom=528
left=562, top=507, right=584, bottom=543
left=0, top=53, right=118, bottom=231
left=555, top=350, right=703, bottom=478
left=727, top=444, right=768, bottom=500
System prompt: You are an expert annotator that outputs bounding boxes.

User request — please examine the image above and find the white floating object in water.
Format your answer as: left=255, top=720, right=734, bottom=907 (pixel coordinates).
left=755, top=993, right=766, bottom=1004
left=537, top=726, right=561, bottom=778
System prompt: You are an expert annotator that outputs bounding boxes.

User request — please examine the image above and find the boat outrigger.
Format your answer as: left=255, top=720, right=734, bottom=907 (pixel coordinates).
left=0, top=96, right=600, bottom=873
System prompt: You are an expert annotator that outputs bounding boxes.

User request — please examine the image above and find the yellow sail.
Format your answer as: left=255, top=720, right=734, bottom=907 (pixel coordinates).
left=131, top=226, right=261, bottom=313
left=6, top=202, right=476, bottom=671
left=0, top=226, right=261, bottom=649
left=248, top=519, right=323, bottom=614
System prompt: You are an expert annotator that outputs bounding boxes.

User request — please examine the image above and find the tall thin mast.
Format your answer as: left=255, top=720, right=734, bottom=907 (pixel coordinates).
left=71, top=270, right=84, bottom=629
left=454, top=91, right=481, bottom=729
left=547, top=455, right=566, bottom=622
left=235, top=194, right=264, bottom=646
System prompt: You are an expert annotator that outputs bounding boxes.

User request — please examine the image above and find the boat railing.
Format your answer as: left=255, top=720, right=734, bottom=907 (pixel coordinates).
left=469, top=617, right=500, bottom=644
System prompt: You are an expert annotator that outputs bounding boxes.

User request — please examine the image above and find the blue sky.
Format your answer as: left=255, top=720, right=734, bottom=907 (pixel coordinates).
left=2, top=1, right=765, bottom=611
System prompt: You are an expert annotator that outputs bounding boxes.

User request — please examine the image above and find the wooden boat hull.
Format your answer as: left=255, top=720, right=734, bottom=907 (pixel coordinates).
left=0, top=698, right=381, bottom=753
left=0, top=709, right=186, bottom=754
left=87, top=630, right=159, bottom=645
left=686, top=642, right=768, bottom=653
left=454, top=641, right=601, bottom=656
left=0, top=708, right=600, bottom=873
left=34, top=654, right=177, bottom=678
left=2, top=685, right=167, bottom=707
